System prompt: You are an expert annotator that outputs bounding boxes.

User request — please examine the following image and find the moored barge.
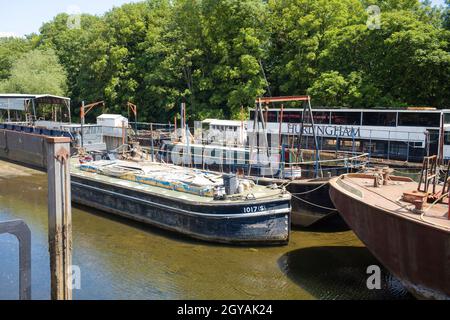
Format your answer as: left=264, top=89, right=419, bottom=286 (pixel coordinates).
left=70, top=159, right=291, bottom=245
left=329, top=166, right=450, bottom=299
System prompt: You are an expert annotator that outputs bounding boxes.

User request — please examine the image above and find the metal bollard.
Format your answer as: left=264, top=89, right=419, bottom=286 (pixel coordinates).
left=0, top=219, right=31, bottom=300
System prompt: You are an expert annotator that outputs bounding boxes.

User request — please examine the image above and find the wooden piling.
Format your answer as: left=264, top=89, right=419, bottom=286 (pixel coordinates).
left=46, top=136, right=72, bottom=300
left=122, top=120, right=126, bottom=146
left=150, top=123, right=155, bottom=162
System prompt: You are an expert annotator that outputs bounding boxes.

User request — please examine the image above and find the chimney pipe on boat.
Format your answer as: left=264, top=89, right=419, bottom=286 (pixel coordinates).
left=223, top=174, right=238, bottom=196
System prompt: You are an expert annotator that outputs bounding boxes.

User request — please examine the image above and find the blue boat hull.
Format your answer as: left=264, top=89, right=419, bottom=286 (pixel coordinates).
left=71, top=175, right=291, bottom=245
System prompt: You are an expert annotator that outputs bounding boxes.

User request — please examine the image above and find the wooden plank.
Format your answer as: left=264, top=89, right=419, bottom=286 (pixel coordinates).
left=256, top=96, right=311, bottom=103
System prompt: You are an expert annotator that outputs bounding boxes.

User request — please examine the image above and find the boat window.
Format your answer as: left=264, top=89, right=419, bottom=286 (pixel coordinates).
left=445, top=113, right=450, bottom=124
left=313, top=112, right=330, bottom=124
left=445, top=132, right=450, bottom=145
left=330, top=112, right=361, bottom=126
left=250, top=110, right=278, bottom=123
left=266, top=111, right=278, bottom=123
left=339, top=139, right=361, bottom=151
left=362, top=112, right=396, bottom=127
left=389, top=141, right=408, bottom=156
left=324, top=139, right=337, bottom=147
left=398, top=112, right=440, bottom=127
left=285, top=111, right=302, bottom=123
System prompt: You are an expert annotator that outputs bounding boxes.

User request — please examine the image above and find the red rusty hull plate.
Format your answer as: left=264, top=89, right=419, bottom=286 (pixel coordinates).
left=329, top=178, right=450, bottom=300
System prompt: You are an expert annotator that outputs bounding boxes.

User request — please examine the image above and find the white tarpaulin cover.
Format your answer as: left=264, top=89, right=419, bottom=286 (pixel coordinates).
left=0, top=98, right=26, bottom=111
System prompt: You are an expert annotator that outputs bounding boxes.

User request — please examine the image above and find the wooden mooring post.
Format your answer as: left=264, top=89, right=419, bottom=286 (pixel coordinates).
left=46, top=137, right=73, bottom=300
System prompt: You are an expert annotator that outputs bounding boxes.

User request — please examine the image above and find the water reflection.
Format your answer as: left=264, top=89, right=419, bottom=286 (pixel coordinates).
left=279, top=246, right=412, bottom=300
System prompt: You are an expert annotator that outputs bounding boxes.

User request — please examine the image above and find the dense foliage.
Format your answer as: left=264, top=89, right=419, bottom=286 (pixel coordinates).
left=0, top=0, right=448, bottom=122
left=0, top=48, right=67, bottom=95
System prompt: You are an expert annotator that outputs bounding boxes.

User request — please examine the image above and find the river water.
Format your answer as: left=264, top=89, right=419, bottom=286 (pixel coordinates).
left=0, top=161, right=413, bottom=300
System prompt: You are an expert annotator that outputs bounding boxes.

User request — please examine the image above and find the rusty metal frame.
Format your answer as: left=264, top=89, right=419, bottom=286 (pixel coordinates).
left=256, top=96, right=311, bottom=104
left=0, top=219, right=31, bottom=300
left=80, top=101, right=105, bottom=120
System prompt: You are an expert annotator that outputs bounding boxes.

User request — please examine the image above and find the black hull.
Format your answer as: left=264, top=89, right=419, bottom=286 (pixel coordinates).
left=71, top=175, right=291, bottom=245
left=286, top=179, right=337, bottom=227
left=247, top=177, right=337, bottom=227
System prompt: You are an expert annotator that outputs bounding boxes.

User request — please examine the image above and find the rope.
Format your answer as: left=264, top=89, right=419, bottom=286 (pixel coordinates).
left=422, top=194, right=447, bottom=214
left=290, top=182, right=328, bottom=195
left=344, top=177, right=417, bottom=211
left=291, top=194, right=337, bottom=211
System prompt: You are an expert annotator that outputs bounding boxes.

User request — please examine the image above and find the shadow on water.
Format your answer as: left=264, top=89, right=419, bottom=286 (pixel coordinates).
left=72, top=203, right=209, bottom=246
left=278, top=246, right=414, bottom=300
left=293, top=214, right=350, bottom=233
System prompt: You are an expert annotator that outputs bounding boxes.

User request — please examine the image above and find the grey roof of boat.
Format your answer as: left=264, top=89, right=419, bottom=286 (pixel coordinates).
left=0, top=94, right=71, bottom=110
left=0, top=93, right=70, bottom=101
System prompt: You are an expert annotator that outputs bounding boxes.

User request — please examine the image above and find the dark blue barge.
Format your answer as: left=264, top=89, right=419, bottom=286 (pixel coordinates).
left=70, top=160, right=291, bottom=245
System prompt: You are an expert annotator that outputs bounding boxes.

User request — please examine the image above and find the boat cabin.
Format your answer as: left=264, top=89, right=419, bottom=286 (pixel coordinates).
left=249, top=107, right=450, bottom=163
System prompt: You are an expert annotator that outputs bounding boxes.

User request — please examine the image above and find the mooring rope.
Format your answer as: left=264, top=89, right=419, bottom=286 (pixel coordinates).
left=290, top=194, right=337, bottom=211
left=289, top=182, right=329, bottom=196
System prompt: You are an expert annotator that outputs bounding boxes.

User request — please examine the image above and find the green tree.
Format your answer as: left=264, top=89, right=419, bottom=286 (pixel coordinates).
left=200, top=0, right=269, bottom=119
left=142, top=0, right=269, bottom=121
left=444, top=0, right=450, bottom=29
left=37, top=13, right=104, bottom=111
left=0, top=48, right=67, bottom=96
left=267, top=0, right=365, bottom=97
left=140, top=0, right=196, bottom=122
left=3, top=0, right=447, bottom=122
left=0, top=37, right=32, bottom=81
left=321, top=4, right=450, bottom=107
left=71, top=1, right=169, bottom=122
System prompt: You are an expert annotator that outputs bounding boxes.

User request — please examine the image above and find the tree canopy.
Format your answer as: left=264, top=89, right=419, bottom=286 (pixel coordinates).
left=0, top=48, right=67, bottom=96
left=0, top=0, right=448, bottom=122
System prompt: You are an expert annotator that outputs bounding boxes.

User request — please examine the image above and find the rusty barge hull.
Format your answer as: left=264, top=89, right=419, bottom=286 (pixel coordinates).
left=329, top=177, right=450, bottom=299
